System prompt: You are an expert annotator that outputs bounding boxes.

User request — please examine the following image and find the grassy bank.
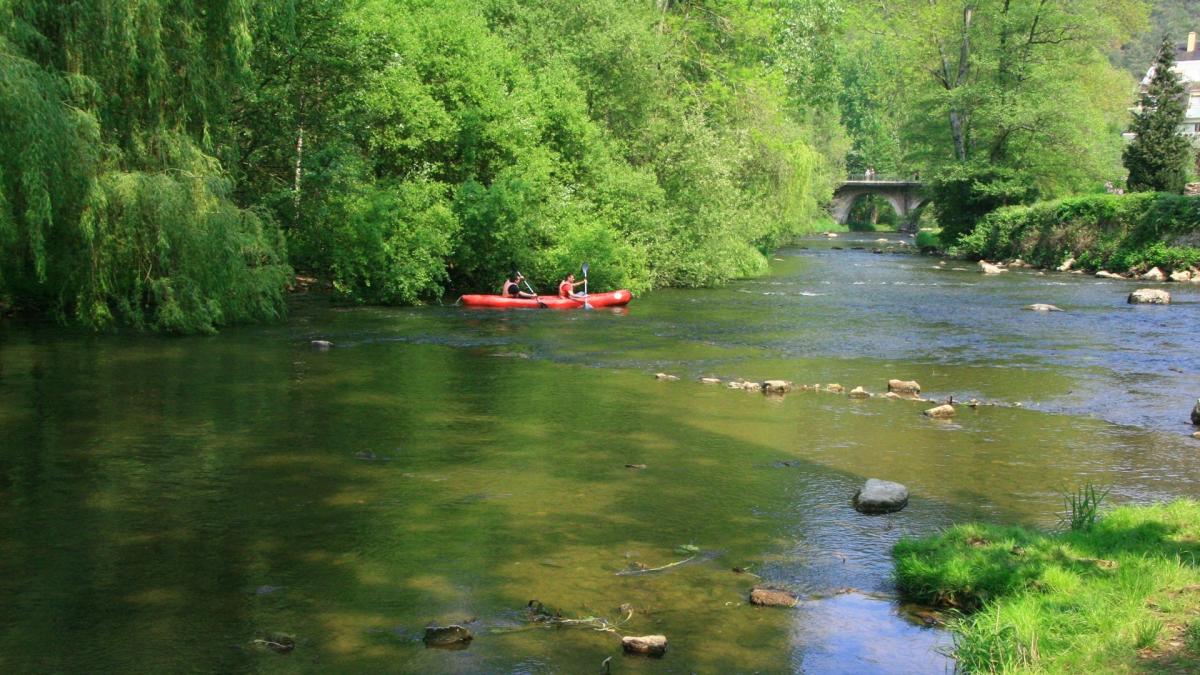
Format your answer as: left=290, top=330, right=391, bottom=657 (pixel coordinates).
left=894, top=500, right=1200, bottom=673
left=953, top=193, right=1200, bottom=273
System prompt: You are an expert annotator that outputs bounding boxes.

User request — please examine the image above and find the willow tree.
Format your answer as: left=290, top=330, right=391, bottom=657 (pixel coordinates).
left=0, top=1, right=288, bottom=332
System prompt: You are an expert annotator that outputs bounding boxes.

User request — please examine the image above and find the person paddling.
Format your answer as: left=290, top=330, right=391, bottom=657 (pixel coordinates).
left=558, top=273, right=585, bottom=299
left=503, top=272, right=538, bottom=299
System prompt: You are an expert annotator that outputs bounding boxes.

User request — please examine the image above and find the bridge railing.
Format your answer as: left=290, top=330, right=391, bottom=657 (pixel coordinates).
left=846, top=173, right=921, bottom=182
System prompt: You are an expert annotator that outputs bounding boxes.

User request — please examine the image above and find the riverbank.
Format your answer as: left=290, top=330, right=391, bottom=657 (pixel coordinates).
left=953, top=193, right=1200, bottom=277
left=894, top=500, right=1200, bottom=673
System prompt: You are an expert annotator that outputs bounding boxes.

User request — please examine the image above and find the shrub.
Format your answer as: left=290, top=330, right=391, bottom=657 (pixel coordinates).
left=955, top=192, right=1200, bottom=273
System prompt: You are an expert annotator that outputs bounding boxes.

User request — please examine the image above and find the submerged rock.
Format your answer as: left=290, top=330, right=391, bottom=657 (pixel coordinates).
left=979, top=261, right=1007, bottom=274
left=923, top=404, right=956, bottom=419
left=762, top=380, right=793, bottom=394
left=1128, top=289, right=1171, bottom=305
left=1024, top=304, right=1063, bottom=312
left=700, top=377, right=722, bottom=384
left=622, top=635, right=667, bottom=656
left=423, top=625, right=473, bottom=648
left=750, top=587, right=799, bottom=607
left=853, top=478, right=909, bottom=514
left=311, top=340, right=333, bottom=350
left=848, top=386, right=870, bottom=399
left=824, top=383, right=844, bottom=394
left=887, top=379, right=921, bottom=395
left=655, top=373, right=679, bottom=381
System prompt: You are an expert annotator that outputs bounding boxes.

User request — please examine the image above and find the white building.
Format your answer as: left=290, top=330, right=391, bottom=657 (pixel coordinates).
left=1135, top=32, right=1200, bottom=138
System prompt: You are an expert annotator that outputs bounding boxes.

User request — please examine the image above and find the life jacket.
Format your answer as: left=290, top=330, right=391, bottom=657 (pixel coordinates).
left=558, top=280, right=572, bottom=298
left=504, top=281, right=520, bottom=297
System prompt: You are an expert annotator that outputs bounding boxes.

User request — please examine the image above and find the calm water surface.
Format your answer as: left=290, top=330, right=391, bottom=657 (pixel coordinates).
left=2, top=234, right=1199, bottom=673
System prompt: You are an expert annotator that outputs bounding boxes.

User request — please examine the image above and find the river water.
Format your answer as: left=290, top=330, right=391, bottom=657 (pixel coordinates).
left=2, top=233, right=1198, bottom=673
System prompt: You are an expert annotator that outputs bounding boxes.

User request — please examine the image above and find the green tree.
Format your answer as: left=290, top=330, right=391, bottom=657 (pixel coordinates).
left=1124, top=38, right=1193, bottom=193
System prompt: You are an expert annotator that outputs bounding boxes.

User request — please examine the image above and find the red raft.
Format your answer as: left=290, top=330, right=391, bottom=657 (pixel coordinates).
left=460, top=289, right=632, bottom=309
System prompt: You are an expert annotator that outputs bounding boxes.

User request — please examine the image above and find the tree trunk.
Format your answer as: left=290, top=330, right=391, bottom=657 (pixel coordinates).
left=293, top=125, right=304, bottom=216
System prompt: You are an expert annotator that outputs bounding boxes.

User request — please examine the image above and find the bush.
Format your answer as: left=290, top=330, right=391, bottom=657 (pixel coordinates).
left=955, top=192, right=1200, bottom=273
left=929, top=164, right=1039, bottom=244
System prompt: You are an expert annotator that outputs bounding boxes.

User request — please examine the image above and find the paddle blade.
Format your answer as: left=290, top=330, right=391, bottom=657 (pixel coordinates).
left=582, top=262, right=589, bottom=277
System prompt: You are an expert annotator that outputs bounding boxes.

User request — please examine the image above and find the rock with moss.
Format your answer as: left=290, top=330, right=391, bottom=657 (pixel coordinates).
left=749, top=587, right=799, bottom=607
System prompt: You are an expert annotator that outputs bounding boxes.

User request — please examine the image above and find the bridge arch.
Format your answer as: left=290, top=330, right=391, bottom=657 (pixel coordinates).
left=832, top=179, right=925, bottom=230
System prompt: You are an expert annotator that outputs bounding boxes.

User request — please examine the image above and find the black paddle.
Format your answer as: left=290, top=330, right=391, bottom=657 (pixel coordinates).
left=521, top=276, right=546, bottom=308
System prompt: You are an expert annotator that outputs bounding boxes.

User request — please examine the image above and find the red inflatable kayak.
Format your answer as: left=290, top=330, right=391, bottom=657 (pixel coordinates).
left=460, top=289, right=632, bottom=309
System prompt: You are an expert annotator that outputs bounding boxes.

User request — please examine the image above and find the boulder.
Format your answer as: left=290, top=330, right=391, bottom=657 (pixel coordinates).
left=1009, top=258, right=1028, bottom=268
left=1024, top=304, right=1063, bottom=312
left=622, top=635, right=667, bottom=656
left=1096, top=270, right=1123, bottom=279
left=1141, top=267, right=1166, bottom=281
left=1057, top=257, right=1075, bottom=272
left=853, top=478, right=909, bottom=514
left=979, top=261, right=1007, bottom=274
left=826, top=232, right=839, bottom=238
left=749, top=587, right=799, bottom=608
left=763, top=380, right=793, bottom=394
left=1193, top=431, right=1200, bottom=440
left=887, top=379, right=921, bottom=395
left=311, top=340, right=333, bottom=350
left=741, top=381, right=764, bottom=392
left=923, top=404, right=956, bottom=419
left=1128, top=289, right=1171, bottom=305
left=824, top=383, right=844, bottom=394
left=848, top=386, right=871, bottom=399
left=655, top=373, right=679, bottom=381
left=1192, top=398, right=1200, bottom=426
left=424, top=625, right=473, bottom=648
left=700, top=377, right=722, bottom=385
left=1170, top=270, right=1193, bottom=283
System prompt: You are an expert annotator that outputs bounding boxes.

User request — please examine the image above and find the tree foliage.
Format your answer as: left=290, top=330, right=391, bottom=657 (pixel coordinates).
left=1, top=0, right=844, bottom=328
left=841, top=0, right=1146, bottom=240
left=1123, top=38, right=1193, bottom=194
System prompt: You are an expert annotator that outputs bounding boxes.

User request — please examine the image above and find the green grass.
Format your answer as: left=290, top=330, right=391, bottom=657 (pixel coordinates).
left=894, top=500, right=1200, bottom=673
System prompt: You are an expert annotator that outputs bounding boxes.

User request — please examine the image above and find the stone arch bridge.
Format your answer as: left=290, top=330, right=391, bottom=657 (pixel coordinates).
left=832, top=177, right=925, bottom=229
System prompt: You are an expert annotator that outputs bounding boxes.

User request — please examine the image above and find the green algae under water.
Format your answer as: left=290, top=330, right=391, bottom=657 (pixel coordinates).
left=2, top=234, right=1199, bottom=673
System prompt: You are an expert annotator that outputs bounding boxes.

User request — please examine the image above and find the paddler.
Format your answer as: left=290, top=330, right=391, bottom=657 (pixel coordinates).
left=503, top=271, right=538, bottom=299
left=558, top=273, right=585, bottom=299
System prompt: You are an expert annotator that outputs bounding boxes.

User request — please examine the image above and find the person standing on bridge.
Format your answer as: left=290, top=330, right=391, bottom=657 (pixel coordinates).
left=866, top=166, right=875, bottom=180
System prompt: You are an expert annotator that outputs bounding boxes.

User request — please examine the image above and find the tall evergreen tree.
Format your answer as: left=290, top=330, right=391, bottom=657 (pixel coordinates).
left=1124, top=38, right=1193, bottom=194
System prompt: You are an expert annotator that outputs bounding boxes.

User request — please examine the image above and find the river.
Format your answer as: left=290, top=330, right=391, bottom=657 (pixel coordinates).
left=2, top=233, right=1198, bottom=673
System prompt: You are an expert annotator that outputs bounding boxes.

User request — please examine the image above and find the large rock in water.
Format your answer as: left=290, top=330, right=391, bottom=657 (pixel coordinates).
left=1024, top=304, right=1063, bottom=312
left=762, top=380, right=793, bottom=394
left=923, top=404, right=956, bottom=419
left=1128, top=289, right=1171, bottom=305
left=1141, top=267, right=1166, bottom=281
left=853, top=479, right=909, bottom=514
left=979, top=261, right=1008, bottom=274
left=622, top=635, right=667, bottom=656
left=1192, top=398, right=1200, bottom=426
left=887, top=379, right=921, bottom=395
left=423, top=625, right=473, bottom=648
left=750, top=587, right=799, bottom=607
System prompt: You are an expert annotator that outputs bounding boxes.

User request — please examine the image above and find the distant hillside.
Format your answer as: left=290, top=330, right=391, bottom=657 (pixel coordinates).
left=1117, top=0, right=1200, bottom=76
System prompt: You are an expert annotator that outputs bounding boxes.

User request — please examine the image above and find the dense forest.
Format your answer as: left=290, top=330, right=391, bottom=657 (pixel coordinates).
left=0, top=0, right=1187, bottom=332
